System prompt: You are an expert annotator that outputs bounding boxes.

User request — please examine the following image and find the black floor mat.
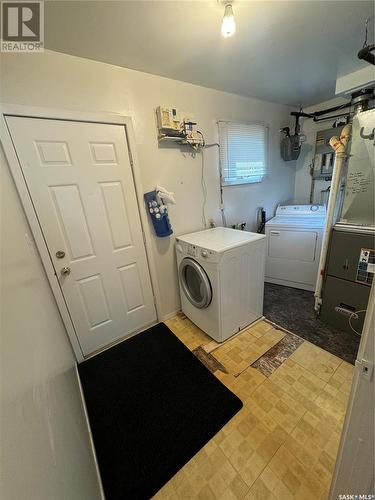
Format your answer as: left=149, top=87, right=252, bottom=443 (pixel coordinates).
left=263, top=282, right=360, bottom=364
left=78, top=323, right=242, bottom=500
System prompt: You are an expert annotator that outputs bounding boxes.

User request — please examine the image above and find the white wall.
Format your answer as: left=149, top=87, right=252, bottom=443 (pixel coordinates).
left=0, top=49, right=296, bottom=499
left=294, top=97, right=348, bottom=204
left=0, top=144, right=101, bottom=499
left=0, top=49, right=296, bottom=318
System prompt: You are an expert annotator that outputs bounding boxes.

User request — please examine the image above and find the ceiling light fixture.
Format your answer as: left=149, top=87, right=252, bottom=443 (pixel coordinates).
left=221, top=3, right=236, bottom=38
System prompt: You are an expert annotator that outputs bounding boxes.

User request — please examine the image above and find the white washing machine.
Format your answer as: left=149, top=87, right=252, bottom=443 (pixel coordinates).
left=265, top=204, right=326, bottom=291
left=176, top=227, right=266, bottom=342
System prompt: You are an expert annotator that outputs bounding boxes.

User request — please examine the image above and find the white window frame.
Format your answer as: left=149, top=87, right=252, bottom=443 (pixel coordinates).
left=218, top=120, right=269, bottom=187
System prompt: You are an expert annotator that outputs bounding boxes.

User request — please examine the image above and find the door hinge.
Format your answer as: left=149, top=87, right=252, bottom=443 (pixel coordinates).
left=355, top=358, right=374, bottom=381
left=127, top=147, right=134, bottom=168
left=142, top=230, right=147, bottom=246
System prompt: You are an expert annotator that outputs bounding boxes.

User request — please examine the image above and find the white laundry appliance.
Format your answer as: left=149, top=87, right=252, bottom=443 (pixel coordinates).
left=176, top=227, right=266, bottom=342
left=265, top=204, right=327, bottom=291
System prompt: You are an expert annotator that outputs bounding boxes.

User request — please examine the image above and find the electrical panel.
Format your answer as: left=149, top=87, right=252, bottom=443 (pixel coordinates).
left=156, top=106, right=203, bottom=148
left=312, top=126, right=343, bottom=179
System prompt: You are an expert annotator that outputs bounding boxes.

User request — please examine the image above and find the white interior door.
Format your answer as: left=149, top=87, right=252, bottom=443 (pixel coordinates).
left=6, top=116, right=156, bottom=356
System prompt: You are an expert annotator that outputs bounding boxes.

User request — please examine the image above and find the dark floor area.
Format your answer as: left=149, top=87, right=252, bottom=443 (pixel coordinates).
left=263, top=283, right=360, bottom=364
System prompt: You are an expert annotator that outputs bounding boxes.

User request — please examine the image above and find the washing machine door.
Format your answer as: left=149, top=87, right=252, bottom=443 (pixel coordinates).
left=179, top=258, right=212, bottom=309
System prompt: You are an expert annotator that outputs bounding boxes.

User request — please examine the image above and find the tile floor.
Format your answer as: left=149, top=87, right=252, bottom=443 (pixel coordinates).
left=154, top=315, right=354, bottom=500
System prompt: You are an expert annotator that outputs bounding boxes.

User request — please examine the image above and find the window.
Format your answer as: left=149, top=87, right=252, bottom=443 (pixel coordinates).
left=218, top=121, right=268, bottom=186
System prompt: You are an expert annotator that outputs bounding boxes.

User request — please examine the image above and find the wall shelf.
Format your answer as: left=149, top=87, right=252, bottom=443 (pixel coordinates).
left=158, top=135, right=186, bottom=142
left=158, top=134, right=204, bottom=148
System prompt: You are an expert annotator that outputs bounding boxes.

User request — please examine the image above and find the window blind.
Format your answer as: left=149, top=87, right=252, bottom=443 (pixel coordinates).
left=218, top=121, right=268, bottom=186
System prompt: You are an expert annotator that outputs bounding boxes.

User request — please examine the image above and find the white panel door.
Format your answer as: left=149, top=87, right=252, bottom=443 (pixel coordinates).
left=6, top=117, right=156, bottom=355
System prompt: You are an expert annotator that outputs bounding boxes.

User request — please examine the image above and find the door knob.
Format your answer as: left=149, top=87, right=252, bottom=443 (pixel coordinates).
left=61, top=266, right=71, bottom=276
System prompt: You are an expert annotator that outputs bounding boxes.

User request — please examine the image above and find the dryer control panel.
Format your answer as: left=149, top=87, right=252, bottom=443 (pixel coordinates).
left=276, top=204, right=327, bottom=217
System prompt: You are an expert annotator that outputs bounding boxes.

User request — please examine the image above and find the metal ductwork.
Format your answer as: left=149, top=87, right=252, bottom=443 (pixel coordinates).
left=281, top=89, right=373, bottom=154
left=358, top=44, right=375, bottom=65
left=358, top=17, right=375, bottom=66
left=351, top=88, right=374, bottom=115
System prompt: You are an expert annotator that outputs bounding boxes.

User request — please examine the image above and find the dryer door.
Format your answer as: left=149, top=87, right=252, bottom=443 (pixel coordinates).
left=179, top=258, right=212, bottom=309
left=268, top=228, right=318, bottom=262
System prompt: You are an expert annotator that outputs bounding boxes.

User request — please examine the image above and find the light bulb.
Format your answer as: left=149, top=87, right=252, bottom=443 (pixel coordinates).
left=221, top=4, right=236, bottom=38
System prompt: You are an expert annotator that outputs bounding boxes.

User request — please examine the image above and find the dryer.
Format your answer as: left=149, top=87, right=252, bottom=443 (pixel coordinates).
left=176, top=227, right=266, bottom=342
left=265, top=204, right=326, bottom=291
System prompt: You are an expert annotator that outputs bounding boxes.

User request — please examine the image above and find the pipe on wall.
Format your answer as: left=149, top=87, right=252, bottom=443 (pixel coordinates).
left=313, top=112, right=349, bottom=123
left=314, top=124, right=352, bottom=312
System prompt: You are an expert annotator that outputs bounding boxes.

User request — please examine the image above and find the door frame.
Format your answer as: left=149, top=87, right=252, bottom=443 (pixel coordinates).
left=329, top=282, right=375, bottom=497
left=0, top=104, right=162, bottom=362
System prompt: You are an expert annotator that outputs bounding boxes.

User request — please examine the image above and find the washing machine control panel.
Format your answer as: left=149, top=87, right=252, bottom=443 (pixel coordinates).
left=176, top=240, right=217, bottom=262
left=187, top=244, right=197, bottom=257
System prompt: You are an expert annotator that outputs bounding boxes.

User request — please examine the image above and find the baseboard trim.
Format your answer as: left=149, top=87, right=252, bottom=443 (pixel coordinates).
left=75, top=364, right=106, bottom=500
left=161, top=309, right=182, bottom=321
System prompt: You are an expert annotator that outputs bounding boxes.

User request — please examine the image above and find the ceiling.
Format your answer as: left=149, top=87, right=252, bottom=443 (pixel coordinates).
left=45, top=1, right=374, bottom=106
